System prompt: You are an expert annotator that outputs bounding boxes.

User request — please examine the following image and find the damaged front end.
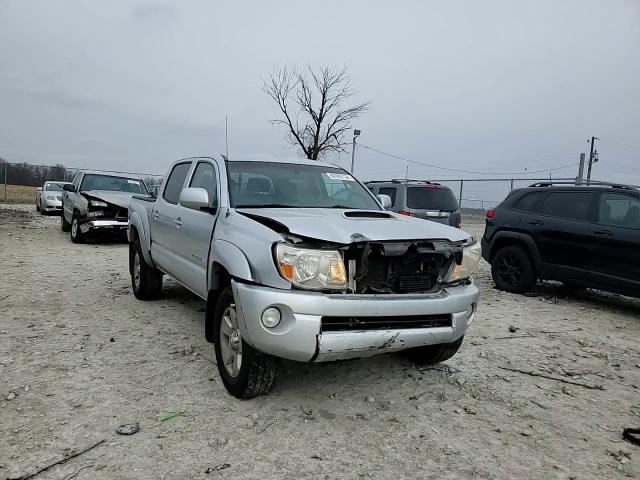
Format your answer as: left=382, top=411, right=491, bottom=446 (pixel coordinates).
left=78, top=194, right=130, bottom=234
left=343, top=240, right=460, bottom=294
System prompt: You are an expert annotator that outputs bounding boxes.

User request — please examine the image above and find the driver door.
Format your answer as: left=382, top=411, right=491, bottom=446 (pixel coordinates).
left=171, top=160, right=220, bottom=299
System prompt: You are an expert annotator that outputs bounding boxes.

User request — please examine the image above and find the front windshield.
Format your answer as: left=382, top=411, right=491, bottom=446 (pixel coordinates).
left=45, top=183, right=65, bottom=192
left=228, top=161, right=380, bottom=210
left=80, top=174, right=147, bottom=194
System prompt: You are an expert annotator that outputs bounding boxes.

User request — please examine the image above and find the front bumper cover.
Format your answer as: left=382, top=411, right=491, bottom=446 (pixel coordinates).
left=232, top=280, right=479, bottom=362
left=79, top=218, right=128, bottom=233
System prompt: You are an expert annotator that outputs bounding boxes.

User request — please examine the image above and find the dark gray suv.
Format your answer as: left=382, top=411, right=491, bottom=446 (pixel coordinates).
left=365, top=179, right=461, bottom=228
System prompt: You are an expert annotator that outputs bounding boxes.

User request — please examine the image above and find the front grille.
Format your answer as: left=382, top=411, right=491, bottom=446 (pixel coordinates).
left=396, top=275, right=436, bottom=293
left=321, top=314, right=452, bottom=332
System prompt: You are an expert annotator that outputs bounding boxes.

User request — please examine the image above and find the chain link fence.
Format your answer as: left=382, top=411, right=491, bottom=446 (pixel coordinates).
left=431, top=177, right=576, bottom=212
left=0, top=161, right=163, bottom=203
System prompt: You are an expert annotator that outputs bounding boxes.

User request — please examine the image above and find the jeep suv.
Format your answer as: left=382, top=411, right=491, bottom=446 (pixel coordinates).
left=365, top=179, right=461, bottom=228
left=482, top=182, right=640, bottom=298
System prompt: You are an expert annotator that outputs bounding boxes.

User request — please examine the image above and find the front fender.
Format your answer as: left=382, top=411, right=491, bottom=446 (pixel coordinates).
left=209, top=240, right=255, bottom=289
left=128, top=211, right=155, bottom=268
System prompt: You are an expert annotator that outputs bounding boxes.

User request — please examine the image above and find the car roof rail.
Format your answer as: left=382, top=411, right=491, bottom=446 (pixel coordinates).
left=529, top=180, right=638, bottom=191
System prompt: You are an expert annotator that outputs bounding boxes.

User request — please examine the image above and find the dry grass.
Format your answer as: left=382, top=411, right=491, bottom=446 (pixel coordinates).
left=0, top=184, right=37, bottom=203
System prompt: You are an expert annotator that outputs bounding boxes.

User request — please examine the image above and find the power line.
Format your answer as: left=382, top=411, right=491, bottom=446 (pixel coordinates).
left=359, top=143, right=578, bottom=176
left=599, top=138, right=640, bottom=150
left=605, top=161, right=640, bottom=173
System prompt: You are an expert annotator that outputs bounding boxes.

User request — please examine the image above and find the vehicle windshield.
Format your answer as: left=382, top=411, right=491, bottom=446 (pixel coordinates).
left=80, top=174, right=147, bottom=194
left=45, top=183, right=66, bottom=191
left=227, top=161, right=380, bottom=210
left=407, top=186, right=458, bottom=211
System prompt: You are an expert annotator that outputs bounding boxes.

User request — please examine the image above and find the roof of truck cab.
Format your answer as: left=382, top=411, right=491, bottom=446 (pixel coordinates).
left=77, top=170, right=145, bottom=179
left=225, top=154, right=340, bottom=169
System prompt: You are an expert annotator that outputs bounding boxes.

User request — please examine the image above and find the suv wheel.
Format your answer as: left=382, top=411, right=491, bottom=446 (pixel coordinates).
left=491, top=245, right=536, bottom=293
left=61, top=212, right=71, bottom=232
left=130, top=240, right=163, bottom=300
left=70, top=213, right=85, bottom=243
left=401, top=336, right=464, bottom=365
left=212, top=287, right=279, bottom=399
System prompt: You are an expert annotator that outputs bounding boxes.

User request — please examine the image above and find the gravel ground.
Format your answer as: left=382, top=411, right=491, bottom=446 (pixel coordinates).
left=1, top=204, right=639, bottom=480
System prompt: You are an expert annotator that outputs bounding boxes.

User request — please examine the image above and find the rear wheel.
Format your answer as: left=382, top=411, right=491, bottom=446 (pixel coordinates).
left=130, top=240, right=163, bottom=300
left=402, top=336, right=465, bottom=366
left=61, top=212, right=71, bottom=232
left=212, top=287, right=279, bottom=399
left=70, top=213, right=85, bottom=243
left=491, top=245, right=536, bottom=293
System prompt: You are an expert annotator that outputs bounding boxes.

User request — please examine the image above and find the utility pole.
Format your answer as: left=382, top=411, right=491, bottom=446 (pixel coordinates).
left=576, top=153, right=586, bottom=185
left=586, top=136, right=598, bottom=183
left=350, top=129, right=361, bottom=173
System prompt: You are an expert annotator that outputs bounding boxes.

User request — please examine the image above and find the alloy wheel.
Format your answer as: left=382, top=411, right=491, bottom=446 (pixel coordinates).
left=219, top=305, right=242, bottom=377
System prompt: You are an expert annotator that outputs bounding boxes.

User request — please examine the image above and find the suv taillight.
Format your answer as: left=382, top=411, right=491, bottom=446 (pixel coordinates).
left=399, top=210, right=412, bottom=216
left=486, top=209, right=495, bottom=218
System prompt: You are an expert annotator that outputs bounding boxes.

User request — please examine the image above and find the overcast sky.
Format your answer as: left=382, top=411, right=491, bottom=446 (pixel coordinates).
left=1, top=0, right=639, bottom=193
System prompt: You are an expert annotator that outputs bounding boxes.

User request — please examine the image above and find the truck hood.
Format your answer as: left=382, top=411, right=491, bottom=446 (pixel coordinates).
left=236, top=208, right=470, bottom=244
left=82, top=190, right=136, bottom=209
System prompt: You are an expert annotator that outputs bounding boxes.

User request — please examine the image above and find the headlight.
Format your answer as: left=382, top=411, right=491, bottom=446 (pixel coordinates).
left=90, top=200, right=108, bottom=207
left=44, top=194, right=57, bottom=200
left=275, top=244, right=346, bottom=290
left=444, top=240, right=482, bottom=283
left=87, top=210, right=105, bottom=218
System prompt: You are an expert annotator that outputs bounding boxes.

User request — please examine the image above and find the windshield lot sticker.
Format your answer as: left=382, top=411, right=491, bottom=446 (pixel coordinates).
left=127, top=180, right=140, bottom=184
left=326, top=173, right=355, bottom=181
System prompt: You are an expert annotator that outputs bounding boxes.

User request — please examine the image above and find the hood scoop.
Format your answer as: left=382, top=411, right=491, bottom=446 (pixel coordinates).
left=343, top=211, right=394, bottom=219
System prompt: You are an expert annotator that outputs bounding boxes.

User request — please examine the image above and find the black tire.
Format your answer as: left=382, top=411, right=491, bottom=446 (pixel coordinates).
left=491, top=245, right=536, bottom=293
left=70, top=213, right=85, bottom=243
left=212, top=286, right=279, bottom=399
left=61, top=212, right=71, bottom=232
left=130, top=240, right=163, bottom=300
left=36, top=202, right=41, bottom=213
left=402, top=336, right=465, bottom=366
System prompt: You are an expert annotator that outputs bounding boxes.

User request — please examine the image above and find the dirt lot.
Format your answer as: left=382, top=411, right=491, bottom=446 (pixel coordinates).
left=1, top=204, right=639, bottom=480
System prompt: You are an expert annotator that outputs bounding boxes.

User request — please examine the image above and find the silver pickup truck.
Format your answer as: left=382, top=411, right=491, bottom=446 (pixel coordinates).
left=128, top=155, right=480, bottom=399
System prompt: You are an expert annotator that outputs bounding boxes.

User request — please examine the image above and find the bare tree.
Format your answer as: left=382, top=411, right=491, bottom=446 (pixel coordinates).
left=263, top=65, right=370, bottom=160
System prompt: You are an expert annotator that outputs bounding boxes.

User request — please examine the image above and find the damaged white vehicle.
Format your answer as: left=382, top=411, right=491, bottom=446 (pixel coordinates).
left=128, top=156, right=481, bottom=399
left=61, top=170, right=149, bottom=243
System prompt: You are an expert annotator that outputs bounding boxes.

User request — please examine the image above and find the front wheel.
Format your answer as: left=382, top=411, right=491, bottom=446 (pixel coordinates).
left=130, top=240, right=163, bottom=300
left=212, top=287, right=279, bottom=399
left=490, top=246, right=536, bottom=293
left=70, top=213, right=85, bottom=243
left=401, top=336, right=465, bottom=366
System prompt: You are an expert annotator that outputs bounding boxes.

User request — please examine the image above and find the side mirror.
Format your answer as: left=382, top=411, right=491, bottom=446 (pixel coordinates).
left=179, top=187, right=210, bottom=211
left=37, top=187, right=43, bottom=192
left=376, top=194, right=392, bottom=209
left=63, top=184, right=76, bottom=192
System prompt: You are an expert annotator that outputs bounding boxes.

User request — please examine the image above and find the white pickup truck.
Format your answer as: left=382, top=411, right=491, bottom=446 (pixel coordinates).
left=128, top=155, right=480, bottom=398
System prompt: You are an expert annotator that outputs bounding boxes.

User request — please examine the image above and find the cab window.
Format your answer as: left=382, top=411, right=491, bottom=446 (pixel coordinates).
left=163, top=162, right=191, bottom=204
left=189, top=162, right=218, bottom=207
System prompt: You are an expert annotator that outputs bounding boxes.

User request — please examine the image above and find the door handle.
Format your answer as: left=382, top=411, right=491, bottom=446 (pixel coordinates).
left=528, top=220, right=543, bottom=226
left=174, top=218, right=183, bottom=228
left=152, top=211, right=159, bottom=220
left=593, top=229, right=613, bottom=236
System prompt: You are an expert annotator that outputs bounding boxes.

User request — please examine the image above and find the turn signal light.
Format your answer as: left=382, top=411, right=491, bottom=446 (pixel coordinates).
left=399, top=210, right=411, bottom=216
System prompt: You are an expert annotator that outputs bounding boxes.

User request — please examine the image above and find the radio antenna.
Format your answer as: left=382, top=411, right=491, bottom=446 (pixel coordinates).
left=225, top=115, right=229, bottom=158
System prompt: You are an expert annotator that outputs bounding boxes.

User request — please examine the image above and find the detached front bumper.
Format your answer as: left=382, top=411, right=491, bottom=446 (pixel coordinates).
left=232, top=281, right=479, bottom=362
left=79, top=218, right=128, bottom=234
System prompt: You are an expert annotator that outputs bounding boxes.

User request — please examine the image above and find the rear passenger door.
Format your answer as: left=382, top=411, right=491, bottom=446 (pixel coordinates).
left=150, top=161, right=192, bottom=272
left=532, top=190, right=597, bottom=281
left=171, top=160, right=220, bottom=299
left=588, top=192, right=640, bottom=293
